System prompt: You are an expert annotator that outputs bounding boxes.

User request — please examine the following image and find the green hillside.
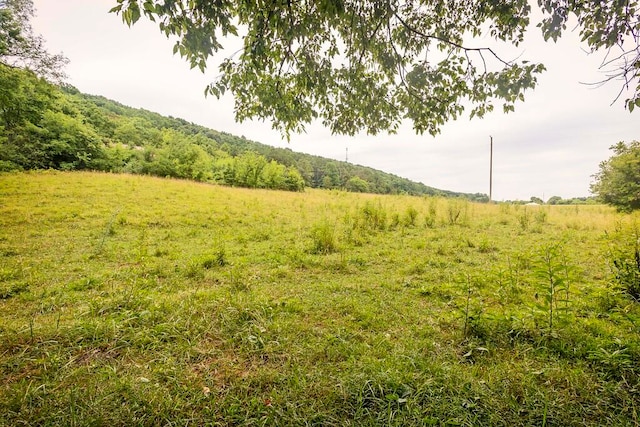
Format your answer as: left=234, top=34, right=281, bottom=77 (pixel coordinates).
left=0, top=63, right=487, bottom=200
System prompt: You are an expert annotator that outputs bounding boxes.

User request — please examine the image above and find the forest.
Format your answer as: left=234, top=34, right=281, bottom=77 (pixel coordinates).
left=0, top=63, right=494, bottom=199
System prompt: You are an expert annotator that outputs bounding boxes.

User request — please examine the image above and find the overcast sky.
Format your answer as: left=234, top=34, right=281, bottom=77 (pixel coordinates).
left=31, top=1, right=638, bottom=200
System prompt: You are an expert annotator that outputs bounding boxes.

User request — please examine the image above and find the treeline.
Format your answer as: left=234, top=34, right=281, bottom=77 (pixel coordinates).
left=546, top=196, right=597, bottom=205
left=0, top=64, right=304, bottom=191
left=0, top=63, right=485, bottom=198
left=504, top=196, right=598, bottom=205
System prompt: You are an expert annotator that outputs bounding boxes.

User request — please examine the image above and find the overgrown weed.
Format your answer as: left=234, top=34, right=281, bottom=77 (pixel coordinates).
left=0, top=172, right=637, bottom=426
left=605, top=220, right=640, bottom=301
left=310, top=220, right=339, bottom=254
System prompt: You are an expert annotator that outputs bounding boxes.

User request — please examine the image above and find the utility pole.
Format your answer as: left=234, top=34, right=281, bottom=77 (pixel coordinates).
left=489, top=136, right=493, bottom=202
left=345, top=147, right=348, bottom=163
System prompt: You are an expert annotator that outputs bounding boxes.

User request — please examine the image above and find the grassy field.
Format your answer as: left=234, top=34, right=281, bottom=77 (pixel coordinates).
left=1, top=171, right=639, bottom=426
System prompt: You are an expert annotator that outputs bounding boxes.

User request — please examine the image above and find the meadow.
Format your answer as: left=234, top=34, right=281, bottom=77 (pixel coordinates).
left=0, top=171, right=638, bottom=426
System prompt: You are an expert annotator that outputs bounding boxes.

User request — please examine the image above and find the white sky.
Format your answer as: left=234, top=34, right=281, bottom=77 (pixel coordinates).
left=31, top=0, right=638, bottom=200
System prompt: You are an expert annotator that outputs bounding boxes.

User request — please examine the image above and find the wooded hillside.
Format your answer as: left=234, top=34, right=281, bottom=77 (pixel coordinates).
left=0, top=64, right=488, bottom=200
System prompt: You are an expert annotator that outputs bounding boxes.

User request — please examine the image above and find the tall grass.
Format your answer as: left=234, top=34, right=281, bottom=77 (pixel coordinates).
left=0, top=171, right=638, bottom=426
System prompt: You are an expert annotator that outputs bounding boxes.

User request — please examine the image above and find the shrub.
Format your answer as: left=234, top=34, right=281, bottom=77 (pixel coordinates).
left=345, top=176, right=370, bottom=193
left=533, top=244, right=571, bottom=334
left=607, top=223, right=640, bottom=301
left=359, top=201, right=387, bottom=231
left=402, top=206, right=419, bottom=227
left=518, top=208, right=530, bottom=231
left=311, top=220, right=338, bottom=254
left=425, top=199, right=438, bottom=228
left=447, top=200, right=467, bottom=225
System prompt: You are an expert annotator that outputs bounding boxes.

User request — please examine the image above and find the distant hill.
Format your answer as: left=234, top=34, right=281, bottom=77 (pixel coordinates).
left=67, top=89, right=488, bottom=200
left=0, top=63, right=487, bottom=200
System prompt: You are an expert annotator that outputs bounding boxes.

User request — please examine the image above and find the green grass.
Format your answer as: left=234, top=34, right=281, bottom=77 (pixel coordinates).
left=0, top=171, right=639, bottom=426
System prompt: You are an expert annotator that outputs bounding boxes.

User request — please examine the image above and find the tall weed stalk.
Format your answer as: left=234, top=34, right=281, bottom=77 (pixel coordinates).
left=533, top=245, right=571, bottom=335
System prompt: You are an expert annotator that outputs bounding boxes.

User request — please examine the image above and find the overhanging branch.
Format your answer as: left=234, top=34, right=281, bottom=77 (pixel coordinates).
left=393, top=12, right=513, bottom=68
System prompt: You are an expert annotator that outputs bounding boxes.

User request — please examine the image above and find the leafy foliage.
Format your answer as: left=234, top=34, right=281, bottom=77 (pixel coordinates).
left=0, top=63, right=305, bottom=190
left=0, top=0, right=68, bottom=81
left=310, top=220, right=339, bottom=254
left=533, top=245, right=571, bottom=334
left=591, top=141, right=640, bottom=212
left=0, top=62, right=492, bottom=197
left=345, top=176, right=369, bottom=193
left=0, top=64, right=101, bottom=170
left=537, top=0, right=640, bottom=112
left=606, top=222, right=640, bottom=301
left=111, top=0, right=638, bottom=137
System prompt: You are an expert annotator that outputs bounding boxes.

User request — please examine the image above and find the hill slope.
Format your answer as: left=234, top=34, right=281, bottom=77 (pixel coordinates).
left=0, top=63, right=487, bottom=199
left=67, top=88, right=488, bottom=199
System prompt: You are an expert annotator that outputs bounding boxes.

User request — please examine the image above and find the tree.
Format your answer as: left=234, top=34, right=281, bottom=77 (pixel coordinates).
left=0, top=0, right=68, bottom=81
left=346, top=176, right=370, bottom=193
left=113, top=117, right=159, bottom=147
left=0, top=63, right=54, bottom=169
left=111, top=0, right=639, bottom=138
left=322, top=162, right=341, bottom=189
left=260, top=160, right=286, bottom=189
left=547, top=196, right=563, bottom=205
left=0, top=62, right=54, bottom=132
left=591, top=141, right=640, bottom=212
left=282, top=166, right=305, bottom=191
left=530, top=196, right=544, bottom=204
left=235, top=151, right=267, bottom=187
left=0, top=64, right=107, bottom=170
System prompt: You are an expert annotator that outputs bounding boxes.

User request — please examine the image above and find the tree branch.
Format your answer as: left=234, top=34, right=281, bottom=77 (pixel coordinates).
left=393, top=12, right=513, bottom=67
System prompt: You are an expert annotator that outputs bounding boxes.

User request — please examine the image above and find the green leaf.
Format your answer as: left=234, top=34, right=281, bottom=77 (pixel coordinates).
left=108, top=0, right=638, bottom=137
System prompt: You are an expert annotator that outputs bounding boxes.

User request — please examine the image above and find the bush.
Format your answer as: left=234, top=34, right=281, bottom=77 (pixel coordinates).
left=591, top=141, right=640, bottom=212
left=606, top=223, right=640, bottom=301
left=359, top=201, right=387, bottom=231
left=346, top=176, right=370, bottom=193
left=402, top=206, right=419, bottom=227
left=310, top=220, right=338, bottom=254
left=611, top=246, right=640, bottom=301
